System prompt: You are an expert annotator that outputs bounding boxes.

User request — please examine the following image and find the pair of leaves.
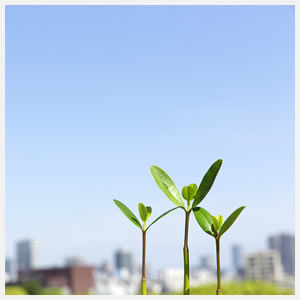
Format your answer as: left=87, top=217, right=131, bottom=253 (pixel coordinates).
left=113, top=199, right=179, bottom=232
left=150, top=159, right=223, bottom=210
left=182, top=184, right=197, bottom=201
left=138, top=203, right=152, bottom=222
left=193, top=206, right=245, bottom=238
left=211, top=215, right=223, bottom=232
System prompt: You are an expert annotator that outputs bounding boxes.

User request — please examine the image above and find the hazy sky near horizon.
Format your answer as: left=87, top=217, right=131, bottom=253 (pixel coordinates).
left=6, top=5, right=294, bottom=271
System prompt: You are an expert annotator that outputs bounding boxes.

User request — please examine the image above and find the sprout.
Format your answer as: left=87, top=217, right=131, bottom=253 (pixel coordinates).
left=150, top=159, right=223, bottom=295
left=113, top=200, right=179, bottom=295
left=193, top=206, right=246, bottom=295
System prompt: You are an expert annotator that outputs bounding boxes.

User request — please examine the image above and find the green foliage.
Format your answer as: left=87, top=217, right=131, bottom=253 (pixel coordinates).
left=192, top=159, right=223, bottom=208
left=138, top=203, right=148, bottom=222
left=182, top=184, right=197, bottom=202
left=146, top=206, right=152, bottom=220
left=5, top=286, right=28, bottom=295
left=138, top=203, right=152, bottom=224
left=41, top=288, right=64, bottom=295
left=194, top=206, right=245, bottom=238
left=113, top=199, right=142, bottom=229
left=216, top=215, right=223, bottom=229
left=22, top=279, right=43, bottom=295
left=162, top=281, right=294, bottom=295
left=150, top=165, right=184, bottom=208
left=6, top=284, right=63, bottom=295
left=219, top=206, right=246, bottom=237
left=193, top=207, right=215, bottom=237
left=114, top=200, right=178, bottom=232
left=211, top=215, right=220, bottom=232
left=151, top=160, right=222, bottom=211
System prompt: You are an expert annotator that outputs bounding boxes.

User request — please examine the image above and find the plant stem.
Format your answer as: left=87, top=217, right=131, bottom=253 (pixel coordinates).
left=183, top=210, right=191, bottom=295
left=141, top=230, right=147, bottom=295
left=216, top=237, right=222, bottom=295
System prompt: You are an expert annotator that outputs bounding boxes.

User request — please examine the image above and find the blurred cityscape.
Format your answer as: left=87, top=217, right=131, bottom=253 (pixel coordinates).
left=5, top=232, right=295, bottom=295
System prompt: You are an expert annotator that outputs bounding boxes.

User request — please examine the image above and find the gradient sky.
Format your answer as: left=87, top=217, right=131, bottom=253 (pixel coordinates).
left=5, top=5, right=294, bottom=272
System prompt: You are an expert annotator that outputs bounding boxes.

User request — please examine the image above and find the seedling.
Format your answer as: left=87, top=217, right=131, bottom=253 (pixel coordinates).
left=150, top=159, right=222, bottom=295
left=113, top=200, right=178, bottom=295
left=193, top=206, right=246, bottom=295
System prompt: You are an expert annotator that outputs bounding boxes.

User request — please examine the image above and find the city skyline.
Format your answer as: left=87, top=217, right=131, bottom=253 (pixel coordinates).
left=6, top=231, right=295, bottom=294
left=6, top=229, right=294, bottom=274
left=5, top=5, right=294, bottom=270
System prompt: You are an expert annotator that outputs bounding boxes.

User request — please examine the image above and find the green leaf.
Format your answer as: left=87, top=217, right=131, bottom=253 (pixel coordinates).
left=192, top=159, right=223, bottom=208
left=216, top=215, right=223, bottom=229
left=182, top=186, right=193, bottom=201
left=113, top=200, right=142, bottom=230
left=182, top=184, right=198, bottom=201
left=150, top=165, right=184, bottom=208
left=146, top=206, right=152, bottom=221
left=190, top=183, right=198, bottom=196
left=211, top=215, right=220, bottom=232
left=138, top=203, right=148, bottom=222
left=193, top=207, right=216, bottom=237
left=219, top=206, right=246, bottom=237
left=146, top=207, right=180, bottom=231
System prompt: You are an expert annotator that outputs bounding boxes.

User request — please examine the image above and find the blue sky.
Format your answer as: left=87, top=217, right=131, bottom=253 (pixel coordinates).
left=5, top=5, right=294, bottom=271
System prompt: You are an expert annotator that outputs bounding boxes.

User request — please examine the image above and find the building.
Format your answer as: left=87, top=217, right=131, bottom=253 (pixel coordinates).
left=5, top=258, right=12, bottom=276
left=5, top=258, right=14, bottom=282
left=232, top=244, right=244, bottom=272
left=158, top=268, right=184, bottom=293
left=268, top=233, right=295, bottom=276
left=16, top=239, right=37, bottom=273
left=199, top=255, right=214, bottom=271
left=245, top=250, right=283, bottom=283
left=190, top=255, right=215, bottom=286
left=115, top=249, right=133, bottom=274
left=18, top=265, right=95, bottom=295
left=65, top=256, right=85, bottom=267
left=98, top=261, right=113, bottom=275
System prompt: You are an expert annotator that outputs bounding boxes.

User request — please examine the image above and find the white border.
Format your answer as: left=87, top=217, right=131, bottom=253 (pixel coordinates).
left=0, top=0, right=297, bottom=5
left=0, top=0, right=5, bottom=296
left=0, top=0, right=297, bottom=298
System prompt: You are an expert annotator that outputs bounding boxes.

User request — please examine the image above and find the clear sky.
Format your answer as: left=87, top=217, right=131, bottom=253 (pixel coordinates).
left=5, top=5, right=294, bottom=272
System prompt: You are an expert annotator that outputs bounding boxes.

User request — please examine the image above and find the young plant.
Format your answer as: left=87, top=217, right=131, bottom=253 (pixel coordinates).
left=150, top=159, right=222, bottom=295
left=113, top=200, right=178, bottom=295
left=193, top=206, right=246, bottom=295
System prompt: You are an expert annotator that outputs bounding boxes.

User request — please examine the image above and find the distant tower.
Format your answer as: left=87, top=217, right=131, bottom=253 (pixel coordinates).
left=16, top=239, right=37, bottom=273
left=199, top=255, right=214, bottom=271
left=5, top=258, right=15, bottom=281
left=232, top=244, right=244, bottom=272
left=115, top=249, right=133, bottom=274
left=268, top=233, right=295, bottom=276
left=245, top=250, right=283, bottom=283
left=5, top=258, right=12, bottom=276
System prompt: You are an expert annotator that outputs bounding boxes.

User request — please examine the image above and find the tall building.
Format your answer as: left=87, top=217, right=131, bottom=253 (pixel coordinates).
left=232, top=244, right=244, bottom=272
left=245, top=250, right=283, bottom=283
left=115, top=249, right=133, bottom=274
left=5, top=258, right=12, bottom=276
left=199, top=255, right=214, bottom=271
left=16, top=239, right=37, bottom=273
left=268, top=233, right=295, bottom=276
left=5, top=258, right=15, bottom=282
